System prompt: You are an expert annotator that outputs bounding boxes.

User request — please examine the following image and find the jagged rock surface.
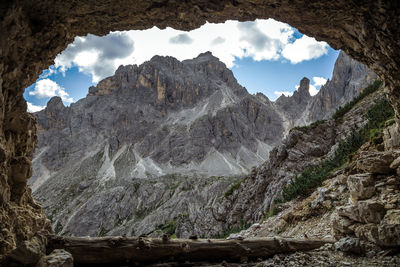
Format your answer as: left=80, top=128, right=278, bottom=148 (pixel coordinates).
left=30, top=52, right=374, bottom=238
left=32, top=52, right=283, bottom=181
left=307, top=52, right=377, bottom=122
left=221, top=88, right=385, bottom=228
left=1, top=0, right=400, bottom=263
left=221, top=89, right=400, bottom=266
left=274, top=52, right=375, bottom=130
left=31, top=52, right=286, bottom=237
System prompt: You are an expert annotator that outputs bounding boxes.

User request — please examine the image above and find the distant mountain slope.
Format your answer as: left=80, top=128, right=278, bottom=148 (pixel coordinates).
left=274, top=51, right=376, bottom=130
left=29, top=51, right=375, bottom=237
left=31, top=52, right=286, bottom=190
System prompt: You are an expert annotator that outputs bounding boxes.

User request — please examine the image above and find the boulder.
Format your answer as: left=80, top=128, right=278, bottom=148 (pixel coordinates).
left=8, top=235, right=47, bottom=265
left=356, top=151, right=397, bottom=174
left=354, top=224, right=380, bottom=244
left=346, top=173, right=375, bottom=200
left=377, top=209, right=400, bottom=246
left=331, top=212, right=354, bottom=237
left=334, top=237, right=362, bottom=254
left=37, top=249, right=73, bottom=267
left=337, top=201, right=386, bottom=224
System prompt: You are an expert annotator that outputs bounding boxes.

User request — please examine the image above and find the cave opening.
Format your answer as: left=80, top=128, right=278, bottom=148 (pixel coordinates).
left=23, top=19, right=349, bottom=239
left=1, top=1, right=400, bottom=265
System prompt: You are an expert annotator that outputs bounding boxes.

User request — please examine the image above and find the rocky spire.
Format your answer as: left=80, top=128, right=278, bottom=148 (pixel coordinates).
left=298, top=77, right=311, bottom=96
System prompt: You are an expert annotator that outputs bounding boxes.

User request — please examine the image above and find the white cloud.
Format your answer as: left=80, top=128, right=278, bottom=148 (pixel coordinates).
left=281, top=36, right=329, bottom=64
left=52, top=19, right=329, bottom=83
left=309, top=84, right=319, bottom=96
left=274, top=91, right=293, bottom=97
left=27, top=102, right=45, bottom=113
left=169, top=33, right=193, bottom=44
left=210, top=36, right=225, bottom=45
left=312, top=76, right=327, bottom=86
left=29, top=79, right=74, bottom=103
left=55, top=32, right=134, bottom=82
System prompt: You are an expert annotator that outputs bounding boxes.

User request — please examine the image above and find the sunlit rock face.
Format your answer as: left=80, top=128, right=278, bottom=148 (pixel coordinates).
left=274, top=51, right=375, bottom=130
left=29, top=52, right=373, bottom=238
left=308, top=52, right=377, bottom=122
left=30, top=53, right=284, bottom=238
left=33, top=52, right=284, bottom=181
left=0, top=0, right=399, bottom=262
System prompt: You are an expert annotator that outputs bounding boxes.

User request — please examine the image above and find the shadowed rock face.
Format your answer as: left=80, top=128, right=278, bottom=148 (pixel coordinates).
left=1, top=0, right=400, bottom=261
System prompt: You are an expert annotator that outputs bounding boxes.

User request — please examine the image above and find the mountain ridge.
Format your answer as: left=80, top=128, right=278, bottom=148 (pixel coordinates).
left=29, top=50, right=376, bottom=237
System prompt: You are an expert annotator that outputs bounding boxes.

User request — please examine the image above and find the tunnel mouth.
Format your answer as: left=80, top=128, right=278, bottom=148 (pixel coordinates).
left=23, top=18, right=345, bottom=240
left=2, top=1, right=400, bottom=265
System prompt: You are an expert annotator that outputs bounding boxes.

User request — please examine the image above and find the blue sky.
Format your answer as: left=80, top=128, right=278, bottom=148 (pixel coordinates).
left=232, top=47, right=339, bottom=99
left=24, top=19, right=339, bottom=112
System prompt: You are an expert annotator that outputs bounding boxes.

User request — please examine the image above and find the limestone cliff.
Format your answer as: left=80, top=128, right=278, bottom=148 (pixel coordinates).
left=226, top=88, right=400, bottom=266
left=29, top=51, right=374, bottom=238
left=307, top=52, right=377, bottom=122
left=220, top=88, right=386, bottom=227
left=1, top=1, right=400, bottom=265
left=275, top=51, right=376, bottom=129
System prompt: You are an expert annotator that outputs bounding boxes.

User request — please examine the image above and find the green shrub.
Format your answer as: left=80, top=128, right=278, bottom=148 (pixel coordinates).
left=213, top=220, right=252, bottom=238
left=291, top=120, right=326, bottom=133
left=261, top=204, right=278, bottom=222
left=281, top=95, right=394, bottom=202
left=224, top=176, right=248, bottom=198
left=332, top=80, right=382, bottom=121
left=156, top=219, right=177, bottom=236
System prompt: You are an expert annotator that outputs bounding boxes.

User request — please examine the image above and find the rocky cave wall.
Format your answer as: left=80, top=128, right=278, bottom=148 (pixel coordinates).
left=1, top=0, right=400, bottom=260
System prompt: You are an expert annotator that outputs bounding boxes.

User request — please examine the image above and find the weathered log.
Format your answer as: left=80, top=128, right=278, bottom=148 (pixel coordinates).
left=48, top=235, right=334, bottom=265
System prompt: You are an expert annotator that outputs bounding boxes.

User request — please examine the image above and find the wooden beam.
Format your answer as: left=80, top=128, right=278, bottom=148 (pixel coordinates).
left=48, top=235, right=334, bottom=265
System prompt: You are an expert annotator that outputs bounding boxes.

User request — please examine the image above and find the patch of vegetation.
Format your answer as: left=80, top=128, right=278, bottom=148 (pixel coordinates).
left=291, top=120, right=326, bottom=133
left=224, top=176, right=248, bottom=198
left=261, top=204, right=278, bottom=223
left=213, top=220, right=252, bottom=239
left=332, top=80, right=382, bottom=121
left=156, top=219, right=177, bottom=236
left=54, top=221, right=63, bottom=235
left=276, top=227, right=285, bottom=235
left=278, top=96, right=394, bottom=203
left=135, top=207, right=153, bottom=221
left=99, top=226, right=108, bottom=237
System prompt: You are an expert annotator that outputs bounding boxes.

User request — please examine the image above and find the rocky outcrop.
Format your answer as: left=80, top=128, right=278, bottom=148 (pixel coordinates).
left=307, top=52, right=377, bottom=121
left=222, top=90, right=399, bottom=257
left=219, top=88, right=384, bottom=226
left=274, top=51, right=375, bottom=129
left=331, top=150, right=400, bottom=247
left=0, top=97, right=52, bottom=262
left=275, top=77, right=312, bottom=127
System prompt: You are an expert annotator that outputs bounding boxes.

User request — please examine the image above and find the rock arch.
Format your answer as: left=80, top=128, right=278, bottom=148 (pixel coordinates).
left=1, top=0, right=399, bottom=261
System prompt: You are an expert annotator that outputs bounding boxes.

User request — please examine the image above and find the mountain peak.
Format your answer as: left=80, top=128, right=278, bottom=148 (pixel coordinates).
left=46, top=96, right=64, bottom=110
left=298, top=77, right=310, bottom=96
left=183, top=51, right=221, bottom=64
left=196, top=51, right=214, bottom=58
